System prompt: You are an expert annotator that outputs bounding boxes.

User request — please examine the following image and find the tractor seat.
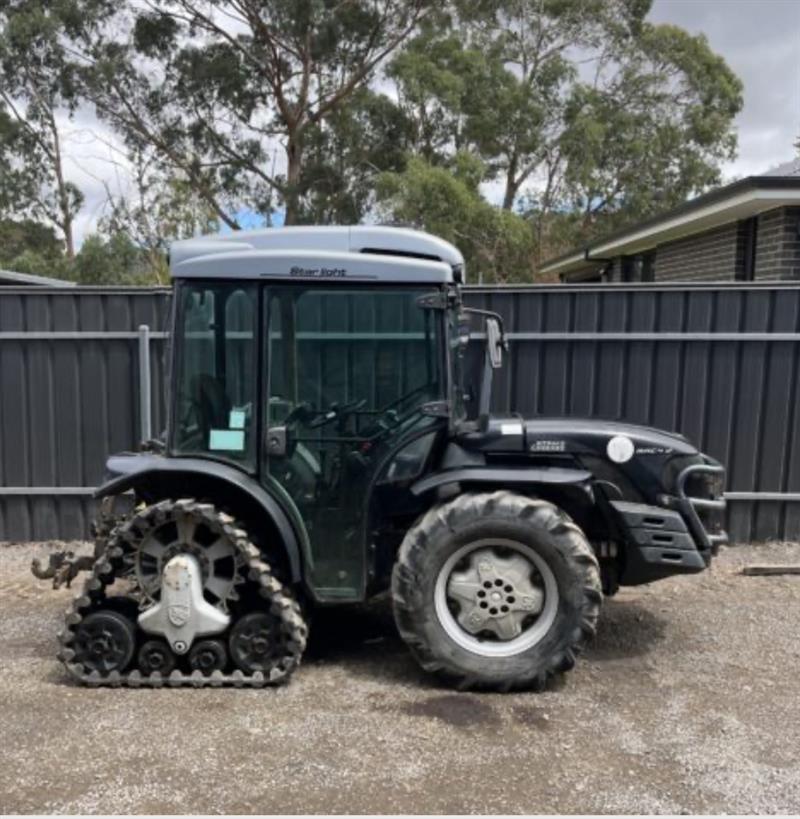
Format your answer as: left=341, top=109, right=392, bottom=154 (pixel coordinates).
left=190, top=373, right=231, bottom=435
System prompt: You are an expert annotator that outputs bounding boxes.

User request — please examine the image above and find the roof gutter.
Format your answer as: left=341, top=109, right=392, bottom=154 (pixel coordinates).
left=571, top=247, right=614, bottom=281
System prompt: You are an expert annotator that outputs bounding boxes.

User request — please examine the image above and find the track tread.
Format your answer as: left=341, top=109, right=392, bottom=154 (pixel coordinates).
left=59, top=498, right=307, bottom=688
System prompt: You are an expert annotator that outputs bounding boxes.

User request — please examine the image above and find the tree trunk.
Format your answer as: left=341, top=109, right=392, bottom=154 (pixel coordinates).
left=502, top=153, right=519, bottom=211
left=284, top=132, right=304, bottom=226
left=62, top=210, right=75, bottom=259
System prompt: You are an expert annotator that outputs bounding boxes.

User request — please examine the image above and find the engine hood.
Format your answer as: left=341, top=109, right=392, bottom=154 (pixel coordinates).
left=524, top=418, right=698, bottom=458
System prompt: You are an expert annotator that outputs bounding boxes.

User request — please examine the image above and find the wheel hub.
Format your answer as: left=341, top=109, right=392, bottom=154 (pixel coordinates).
left=447, top=548, right=545, bottom=641
left=89, top=635, right=112, bottom=656
left=433, top=538, right=560, bottom=659
left=138, top=639, right=176, bottom=675
left=138, top=554, right=231, bottom=653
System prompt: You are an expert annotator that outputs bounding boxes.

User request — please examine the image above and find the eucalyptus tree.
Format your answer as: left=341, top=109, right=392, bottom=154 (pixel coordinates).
left=67, top=0, right=431, bottom=226
left=387, top=0, right=743, bottom=252
left=0, top=0, right=84, bottom=256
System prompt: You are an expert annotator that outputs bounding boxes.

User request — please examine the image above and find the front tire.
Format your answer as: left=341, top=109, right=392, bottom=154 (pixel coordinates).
left=391, top=491, right=602, bottom=691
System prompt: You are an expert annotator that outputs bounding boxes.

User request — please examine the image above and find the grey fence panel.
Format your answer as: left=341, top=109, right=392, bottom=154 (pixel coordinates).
left=464, top=282, right=800, bottom=542
left=0, top=287, right=170, bottom=540
left=2, top=281, right=800, bottom=543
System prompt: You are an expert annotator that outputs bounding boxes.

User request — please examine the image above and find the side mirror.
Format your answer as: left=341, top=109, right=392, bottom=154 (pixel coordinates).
left=486, top=317, right=503, bottom=369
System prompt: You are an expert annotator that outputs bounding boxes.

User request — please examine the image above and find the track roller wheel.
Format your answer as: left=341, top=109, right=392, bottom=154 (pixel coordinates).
left=72, top=610, right=136, bottom=676
left=229, top=612, right=283, bottom=674
left=138, top=640, right=176, bottom=676
left=189, top=639, right=228, bottom=674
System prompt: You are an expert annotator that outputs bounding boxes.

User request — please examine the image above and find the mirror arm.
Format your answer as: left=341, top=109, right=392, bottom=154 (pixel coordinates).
left=478, top=343, right=494, bottom=422
left=461, top=307, right=508, bottom=347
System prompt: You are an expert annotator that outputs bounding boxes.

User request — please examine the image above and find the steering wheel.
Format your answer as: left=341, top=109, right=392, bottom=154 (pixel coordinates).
left=283, top=401, right=315, bottom=427
left=307, top=398, right=367, bottom=429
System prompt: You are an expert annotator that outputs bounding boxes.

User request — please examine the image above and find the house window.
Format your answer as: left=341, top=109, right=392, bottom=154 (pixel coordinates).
left=641, top=251, right=655, bottom=282
left=621, top=251, right=656, bottom=282
left=737, top=216, right=758, bottom=281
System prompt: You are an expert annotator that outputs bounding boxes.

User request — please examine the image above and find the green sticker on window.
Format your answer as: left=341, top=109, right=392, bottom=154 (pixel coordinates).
left=209, top=429, right=245, bottom=451
left=229, top=409, right=246, bottom=429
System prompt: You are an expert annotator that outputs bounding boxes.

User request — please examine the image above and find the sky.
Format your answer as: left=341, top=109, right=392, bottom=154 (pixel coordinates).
left=61, top=0, right=800, bottom=246
left=650, top=0, right=800, bottom=178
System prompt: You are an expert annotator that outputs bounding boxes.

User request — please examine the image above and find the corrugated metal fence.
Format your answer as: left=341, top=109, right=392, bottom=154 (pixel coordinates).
left=0, top=287, right=170, bottom=539
left=1, top=281, right=799, bottom=542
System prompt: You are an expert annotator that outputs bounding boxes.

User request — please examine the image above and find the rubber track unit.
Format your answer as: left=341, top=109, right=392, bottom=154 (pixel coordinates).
left=392, top=490, right=602, bottom=691
left=57, top=499, right=308, bottom=688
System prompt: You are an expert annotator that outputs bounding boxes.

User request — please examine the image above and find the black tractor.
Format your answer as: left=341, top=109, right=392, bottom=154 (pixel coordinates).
left=36, top=226, right=727, bottom=690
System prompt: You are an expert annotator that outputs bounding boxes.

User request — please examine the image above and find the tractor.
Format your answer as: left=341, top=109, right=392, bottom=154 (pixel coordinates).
left=36, top=226, right=727, bottom=690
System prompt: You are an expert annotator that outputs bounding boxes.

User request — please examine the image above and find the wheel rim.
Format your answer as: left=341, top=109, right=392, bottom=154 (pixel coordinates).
left=229, top=612, right=282, bottom=673
left=133, top=511, right=240, bottom=606
left=189, top=639, right=228, bottom=674
left=138, top=639, right=176, bottom=675
left=434, top=538, right=559, bottom=658
left=73, top=611, right=136, bottom=673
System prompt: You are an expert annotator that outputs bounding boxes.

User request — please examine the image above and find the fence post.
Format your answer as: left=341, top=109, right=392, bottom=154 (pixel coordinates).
left=138, top=324, right=152, bottom=443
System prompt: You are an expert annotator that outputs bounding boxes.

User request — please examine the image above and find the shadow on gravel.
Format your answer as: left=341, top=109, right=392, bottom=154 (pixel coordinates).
left=304, top=593, right=669, bottom=688
left=587, top=597, right=667, bottom=661
left=304, top=594, right=432, bottom=686
left=305, top=594, right=401, bottom=659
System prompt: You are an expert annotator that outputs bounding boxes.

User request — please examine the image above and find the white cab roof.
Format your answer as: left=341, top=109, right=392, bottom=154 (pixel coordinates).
left=170, top=225, right=464, bottom=284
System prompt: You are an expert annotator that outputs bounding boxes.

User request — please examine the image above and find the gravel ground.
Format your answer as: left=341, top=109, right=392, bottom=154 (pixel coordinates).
left=1, top=540, right=799, bottom=814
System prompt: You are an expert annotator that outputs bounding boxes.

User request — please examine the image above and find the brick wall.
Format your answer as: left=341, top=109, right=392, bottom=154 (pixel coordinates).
left=653, top=222, right=744, bottom=282
left=560, top=205, right=800, bottom=284
left=754, top=206, right=800, bottom=280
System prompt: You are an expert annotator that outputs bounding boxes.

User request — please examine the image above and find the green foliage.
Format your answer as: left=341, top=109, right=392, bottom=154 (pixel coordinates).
left=377, top=154, right=535, bottom=283
left=100, top=150, right=222, bottom=284
left=559, top=22, right=743, bottom=234
left=3, top=224, right=163, bottom=285
left=0, top=0, right=744, bottom=281
left=0, top=218, right=63, bottom=265
left=384, top=0, right=742, bottom=262
left=68, top=0, right=432, bottom=226
left=295, top=89, right=414, bottom=225
left=0, top=0, right=85, bottom=255
left=71, top=233, right=156, bottom=285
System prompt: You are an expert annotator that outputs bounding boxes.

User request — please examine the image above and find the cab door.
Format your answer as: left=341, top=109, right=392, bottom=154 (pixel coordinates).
left=263, top=284, right=445, bottom=601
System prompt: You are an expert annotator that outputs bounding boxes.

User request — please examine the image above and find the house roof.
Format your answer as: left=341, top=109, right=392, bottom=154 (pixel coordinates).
left=0, top=268, right=75, bottom=287
left=539, top=173, right=800, bottom=277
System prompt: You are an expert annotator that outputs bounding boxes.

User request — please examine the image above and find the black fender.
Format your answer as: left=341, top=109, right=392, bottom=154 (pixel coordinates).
left=94, top=454, right=307, bottom=584
left=410, top=466, right=595, bottom=498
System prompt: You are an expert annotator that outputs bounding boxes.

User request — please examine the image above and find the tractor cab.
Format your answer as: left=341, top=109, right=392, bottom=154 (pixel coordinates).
left=167, top=226, right=470, bottom=599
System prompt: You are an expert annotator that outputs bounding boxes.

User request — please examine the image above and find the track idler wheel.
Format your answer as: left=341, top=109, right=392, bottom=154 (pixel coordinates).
left=189, top=639, right=228, bottom=675
left=138, top=640, right=176, bottom=676
left=72, top=610, right=136, bottom=675
left=229, top=612, right=283, bottom=674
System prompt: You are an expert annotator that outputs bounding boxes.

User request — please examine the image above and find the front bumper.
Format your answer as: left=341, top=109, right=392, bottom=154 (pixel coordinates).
left=611, top=459, right=728, bottom=585
left=610, top=500, right=708, bottom=575
left=673, top=461, right=728, bottom=554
